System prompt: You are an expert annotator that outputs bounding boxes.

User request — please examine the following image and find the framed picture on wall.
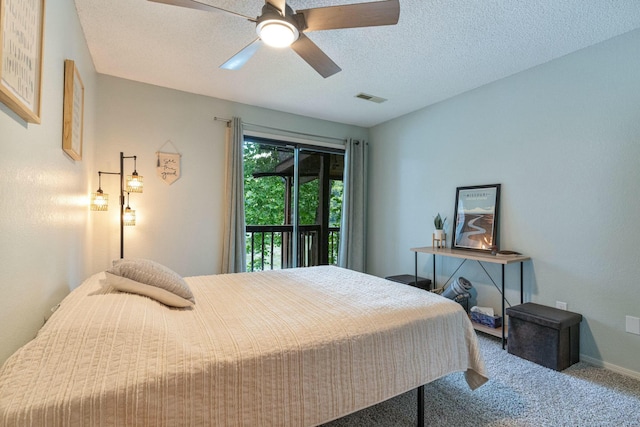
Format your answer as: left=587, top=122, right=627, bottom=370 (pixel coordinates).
left=0, top=0, right=46, bottom=123
left=62, top=60, right=84, bottom=160
left=452, top=184, right=501, bottom=252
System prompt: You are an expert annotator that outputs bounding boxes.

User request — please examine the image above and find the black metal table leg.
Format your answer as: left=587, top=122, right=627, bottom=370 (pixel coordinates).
left=414, top=252, right=418, bottom=290
left=432, top=254, right=436, bottom=289
left=520, top=262, right=524, bottom=304
left=501, top=264, right=506, bottom=349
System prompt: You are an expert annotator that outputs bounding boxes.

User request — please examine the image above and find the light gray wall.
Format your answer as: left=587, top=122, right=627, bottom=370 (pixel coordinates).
left=367, top=29, right=640, bottom=376
left=0, top=1, right=98, bottom=364
left=2, top=3, right=638, bottom=380
left=92, top=75, right=368, bottom=277
left=0, top=7, right=366, bottom=364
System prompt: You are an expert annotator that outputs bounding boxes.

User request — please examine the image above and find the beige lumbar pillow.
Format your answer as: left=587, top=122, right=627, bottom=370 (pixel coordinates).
left=106, top=258, right=195, bottom=308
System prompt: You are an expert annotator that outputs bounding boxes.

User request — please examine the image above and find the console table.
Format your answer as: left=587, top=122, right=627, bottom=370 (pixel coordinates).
left=410, top=247, right=530, bottom=348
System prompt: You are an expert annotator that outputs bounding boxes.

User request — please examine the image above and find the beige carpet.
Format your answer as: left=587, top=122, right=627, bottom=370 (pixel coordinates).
left=321, top=334, right=640, bottom=426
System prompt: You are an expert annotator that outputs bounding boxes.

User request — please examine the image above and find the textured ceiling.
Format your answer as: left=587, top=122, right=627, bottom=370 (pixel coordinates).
left=74, top=0, right=640, bottom=128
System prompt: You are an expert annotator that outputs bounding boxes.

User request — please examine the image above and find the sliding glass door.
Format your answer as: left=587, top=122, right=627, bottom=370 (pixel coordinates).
left=243, top=137, right=344, bottom=271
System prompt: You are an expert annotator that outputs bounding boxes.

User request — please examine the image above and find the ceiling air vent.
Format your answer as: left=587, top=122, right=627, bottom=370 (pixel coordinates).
left=355, top=93, right=387, bottom=104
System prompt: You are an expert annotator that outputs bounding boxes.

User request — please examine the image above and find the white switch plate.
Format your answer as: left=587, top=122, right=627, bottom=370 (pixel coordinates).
left=556, top=301, right=567, bottom=310
left=626, top=316, right=640, bottom=335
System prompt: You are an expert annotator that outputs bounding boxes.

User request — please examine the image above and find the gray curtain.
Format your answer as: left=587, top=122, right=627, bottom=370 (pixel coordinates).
left=338, top=138, right=368, bottom=272
left=221, top=117, right=246, bottom=273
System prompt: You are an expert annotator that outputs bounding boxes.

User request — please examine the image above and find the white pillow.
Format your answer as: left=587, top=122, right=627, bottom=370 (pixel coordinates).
left=106, top=259, right=195, bottom=308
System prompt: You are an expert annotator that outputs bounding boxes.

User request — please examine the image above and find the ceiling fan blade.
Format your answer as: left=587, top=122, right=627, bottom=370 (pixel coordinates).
left=266, top=0, right=286, bottom=15
left=147, top=0, right=255, bottom=21
left=220, top=38, right=263, bottom=70
left=297, top=0, right=400, bottom=32
left=290, top=33, right=341, bottom=78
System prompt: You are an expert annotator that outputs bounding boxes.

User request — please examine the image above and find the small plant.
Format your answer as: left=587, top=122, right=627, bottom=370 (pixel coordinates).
left=434, top=213, right=446, bottom=230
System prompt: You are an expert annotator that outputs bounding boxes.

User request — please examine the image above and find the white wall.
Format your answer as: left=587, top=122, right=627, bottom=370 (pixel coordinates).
left=0, top=1, right=97, bottom=363
left=92, top=76, right=368, bottom=277
left=367, top=29, right=640, bottom=376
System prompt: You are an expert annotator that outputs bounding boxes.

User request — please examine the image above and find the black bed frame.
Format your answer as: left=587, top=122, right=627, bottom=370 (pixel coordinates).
left=417, top=385, right=425, bottom=427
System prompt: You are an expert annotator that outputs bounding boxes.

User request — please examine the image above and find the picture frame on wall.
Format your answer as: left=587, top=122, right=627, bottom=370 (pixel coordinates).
left=452, top=184, right=501, bottom=252
left=0, top=0, right=46, bottom=123
left=62, top=60, right=84, bottom=160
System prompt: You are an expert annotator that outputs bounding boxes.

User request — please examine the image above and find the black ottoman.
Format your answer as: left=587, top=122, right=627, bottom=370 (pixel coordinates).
left=385, top=274, right=432, bottom=291
left=506, top=303, right=582, bottom=371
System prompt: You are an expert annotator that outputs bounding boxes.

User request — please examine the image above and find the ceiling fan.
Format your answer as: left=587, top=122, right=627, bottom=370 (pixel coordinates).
left=148, top=0, right=400, bottom=78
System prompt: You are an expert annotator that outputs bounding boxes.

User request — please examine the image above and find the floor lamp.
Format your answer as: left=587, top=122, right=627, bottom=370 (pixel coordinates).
left=90, top=152, right=143, bottom=258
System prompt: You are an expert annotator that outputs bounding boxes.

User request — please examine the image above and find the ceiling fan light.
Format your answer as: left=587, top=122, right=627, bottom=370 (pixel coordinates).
left=257, top=20, right=299, bottom=48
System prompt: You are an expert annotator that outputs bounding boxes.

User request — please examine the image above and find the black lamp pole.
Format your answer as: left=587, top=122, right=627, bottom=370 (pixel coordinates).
left=119, top=152, right=124, bottom=259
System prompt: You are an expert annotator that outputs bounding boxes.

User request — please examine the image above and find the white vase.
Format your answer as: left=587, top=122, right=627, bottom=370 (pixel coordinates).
left=433, top=229, right=445, bottom=240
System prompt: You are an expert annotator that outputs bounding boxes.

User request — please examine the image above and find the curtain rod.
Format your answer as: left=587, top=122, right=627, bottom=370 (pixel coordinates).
left=213, top=116, right=347, bottom=144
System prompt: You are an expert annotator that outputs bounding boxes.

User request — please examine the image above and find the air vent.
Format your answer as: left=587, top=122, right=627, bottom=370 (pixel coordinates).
left=355, top=93, right=387, bottom=104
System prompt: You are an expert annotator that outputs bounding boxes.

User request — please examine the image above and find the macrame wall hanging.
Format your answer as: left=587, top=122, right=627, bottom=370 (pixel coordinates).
left=156, top=140, right=182, bottom=185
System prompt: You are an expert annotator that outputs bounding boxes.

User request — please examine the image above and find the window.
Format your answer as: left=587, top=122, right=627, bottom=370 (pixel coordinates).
left=243, top=137, right=344, bottom=271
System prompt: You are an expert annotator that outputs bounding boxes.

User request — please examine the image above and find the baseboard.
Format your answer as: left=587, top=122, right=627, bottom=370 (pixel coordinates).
left=580, top=354, right=640, bottom=380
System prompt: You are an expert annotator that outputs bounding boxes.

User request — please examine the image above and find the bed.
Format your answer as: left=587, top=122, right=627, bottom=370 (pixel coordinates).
left=0, top=263, right=487, bottom=426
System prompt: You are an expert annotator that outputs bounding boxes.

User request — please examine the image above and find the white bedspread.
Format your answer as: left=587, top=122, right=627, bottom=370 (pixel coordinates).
left=0, top=266, right=487, bottom=426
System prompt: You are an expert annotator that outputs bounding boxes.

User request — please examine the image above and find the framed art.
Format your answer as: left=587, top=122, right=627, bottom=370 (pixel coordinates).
left=0, top=0, right=46, bottom=123
left=452, top=184, right=501, bottom=252
left=62, top=59, right=84, bottom=160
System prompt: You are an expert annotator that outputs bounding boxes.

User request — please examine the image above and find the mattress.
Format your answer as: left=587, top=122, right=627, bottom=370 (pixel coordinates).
left=0, top=266, right=487, bottom=426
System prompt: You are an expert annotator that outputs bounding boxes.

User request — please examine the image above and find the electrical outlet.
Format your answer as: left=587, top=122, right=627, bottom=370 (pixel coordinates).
left=626, top=316, right=640, bottom=335
left=556, top=301, right=568, bottom=310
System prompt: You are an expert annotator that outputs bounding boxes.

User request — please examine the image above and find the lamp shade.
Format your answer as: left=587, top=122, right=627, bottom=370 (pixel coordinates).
left=123, top=207, right=136, bottom=226
left=90, top=190, right=109, bottom=211
left=126, top=172, right=143, bottom=193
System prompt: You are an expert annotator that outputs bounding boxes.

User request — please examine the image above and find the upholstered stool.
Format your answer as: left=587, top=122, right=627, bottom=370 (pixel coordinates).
left=385, top=274, right=432, bottom=291
left=506, top=303, right=582, bottom=371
